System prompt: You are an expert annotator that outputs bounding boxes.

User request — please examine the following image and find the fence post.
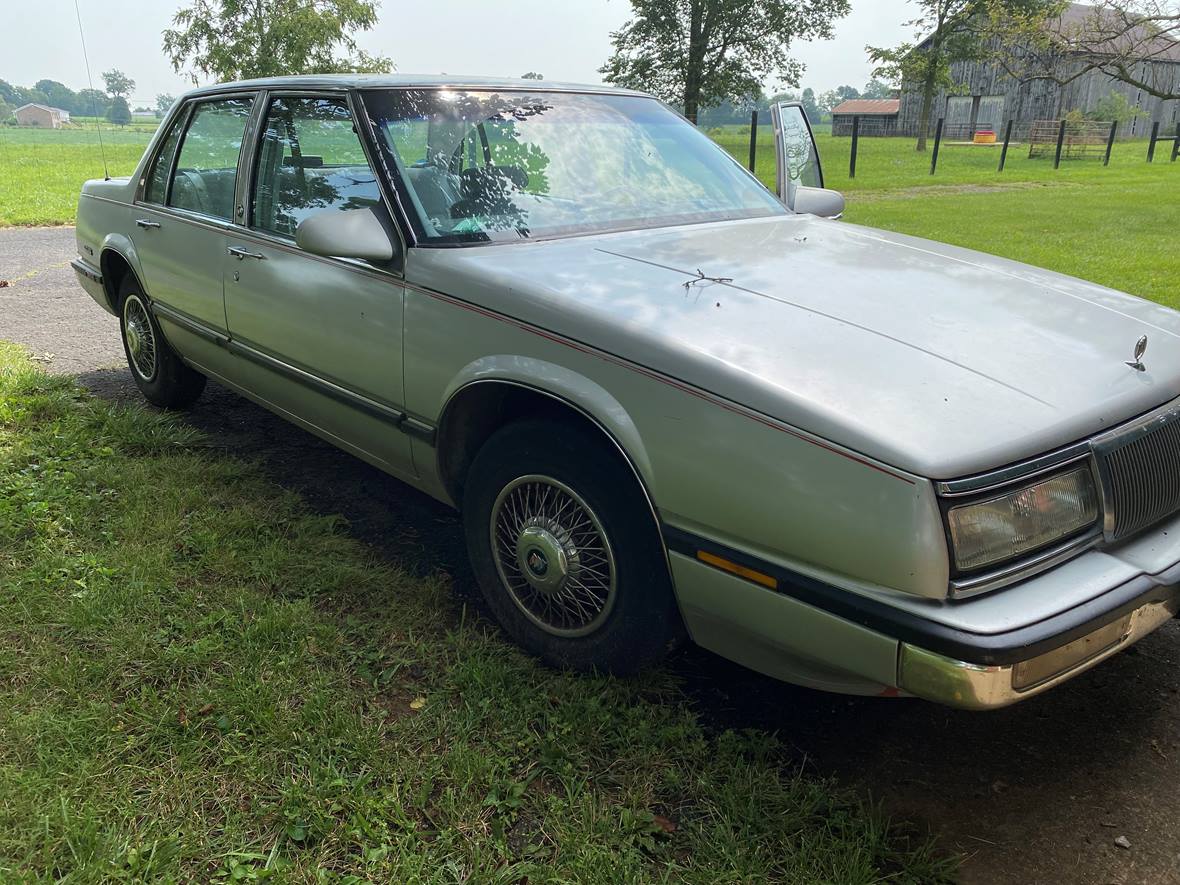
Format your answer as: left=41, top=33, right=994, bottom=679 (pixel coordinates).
left=747, top=110, right=758, bottom=173
left=1172, top=122, right=1179, bottom=162
left=930, top=117, right=944, bottom=175
left=1147, top=121, right=1160, bottom=162
left=1103, top=120, right=1117, bottom=166
left=998, top=119, right=1013, bottom=172
left=850, top=115, right=860, bottom=179
left=1053, top=118, right=1067, bottom=169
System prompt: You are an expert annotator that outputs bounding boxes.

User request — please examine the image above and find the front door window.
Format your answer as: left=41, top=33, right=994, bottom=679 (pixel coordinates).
left=250, top=97, right=380, bottom=239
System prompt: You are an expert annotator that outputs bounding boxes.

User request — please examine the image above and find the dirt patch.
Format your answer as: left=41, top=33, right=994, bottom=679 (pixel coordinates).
left=852, top=180, right=1080, bottom=203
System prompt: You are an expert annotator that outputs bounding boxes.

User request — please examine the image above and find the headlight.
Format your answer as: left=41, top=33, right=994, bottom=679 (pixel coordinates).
left=946, top=466, right=1100, bottom=572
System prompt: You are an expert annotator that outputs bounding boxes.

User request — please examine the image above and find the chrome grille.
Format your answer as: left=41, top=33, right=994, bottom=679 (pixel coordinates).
left=1094, top=399, right=1180, bottom=541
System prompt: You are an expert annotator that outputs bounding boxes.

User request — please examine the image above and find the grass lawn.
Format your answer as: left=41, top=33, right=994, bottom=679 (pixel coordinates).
left=0, top=126, right=153, bottom=227
left=0, top=343, right=951, bottom=882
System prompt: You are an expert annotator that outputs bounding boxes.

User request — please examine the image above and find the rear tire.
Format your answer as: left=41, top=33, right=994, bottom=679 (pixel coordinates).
left=118, top=276, right=206, bottom=409
left=462, top=419, right=681, bottom=674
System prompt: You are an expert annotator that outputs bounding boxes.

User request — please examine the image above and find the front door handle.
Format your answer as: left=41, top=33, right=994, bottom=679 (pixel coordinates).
left=227, top=246, right=266, bottom=261
left=135, top=219, right=161, bottom=229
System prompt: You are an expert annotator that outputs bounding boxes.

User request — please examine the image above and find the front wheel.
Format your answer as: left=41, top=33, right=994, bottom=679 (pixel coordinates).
left=462, top=419, right=682, bottom=674
left=118, top=277, right=206, bottom=409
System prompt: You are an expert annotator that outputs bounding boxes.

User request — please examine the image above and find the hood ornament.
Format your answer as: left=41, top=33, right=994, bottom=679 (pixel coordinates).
left=1126, top=335, right=1148, bottom=372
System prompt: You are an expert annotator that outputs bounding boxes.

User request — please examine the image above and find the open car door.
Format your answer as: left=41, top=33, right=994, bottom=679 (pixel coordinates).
left=770, top=101, right=844, bottom=218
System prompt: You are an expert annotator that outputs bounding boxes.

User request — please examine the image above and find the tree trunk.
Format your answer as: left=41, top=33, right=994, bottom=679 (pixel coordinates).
left=682, top=0, right=707, bottom=124
left=916, top=73, right=936, bottom=152
left=683, top=86, right=700, bottom=124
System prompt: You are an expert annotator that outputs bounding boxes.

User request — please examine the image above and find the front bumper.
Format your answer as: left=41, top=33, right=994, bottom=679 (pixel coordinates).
left=899, top=590, right=1180, bottom=709
left=666, top=523, right=1180, bottom=710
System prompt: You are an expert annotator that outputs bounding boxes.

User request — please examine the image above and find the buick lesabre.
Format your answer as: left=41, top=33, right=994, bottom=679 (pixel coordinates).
left=72, top=75, right=1180, bottom=709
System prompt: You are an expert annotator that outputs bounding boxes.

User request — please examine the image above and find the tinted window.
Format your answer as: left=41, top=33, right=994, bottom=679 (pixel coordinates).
left=168, top=97, right=254, bottom=221
left=144, top=114, right=184, bottom=204
left=251, top=97, right=380, bottom=238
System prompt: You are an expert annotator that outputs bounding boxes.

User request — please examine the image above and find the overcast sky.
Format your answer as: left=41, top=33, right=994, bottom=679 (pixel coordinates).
left=6, top=0, right=915, bottom=107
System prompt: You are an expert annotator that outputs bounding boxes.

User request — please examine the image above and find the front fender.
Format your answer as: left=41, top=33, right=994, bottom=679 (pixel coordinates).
left=438, top=355, right=656, bottom=489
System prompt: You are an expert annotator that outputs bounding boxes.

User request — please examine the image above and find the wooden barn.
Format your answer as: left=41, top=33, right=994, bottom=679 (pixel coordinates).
left=897, top=2, right=1180, bottom=138
left=830, top=99, right=901, bottom=136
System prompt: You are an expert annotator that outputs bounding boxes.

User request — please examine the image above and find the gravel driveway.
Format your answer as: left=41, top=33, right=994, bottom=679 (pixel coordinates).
left=4, top=226, right=1180, bottom=885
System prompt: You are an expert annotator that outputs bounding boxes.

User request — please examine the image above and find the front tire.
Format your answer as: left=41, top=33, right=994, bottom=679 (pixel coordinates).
left=463, top=419, right=681, bottom=674
left=118, top=276, right=206, bottom=409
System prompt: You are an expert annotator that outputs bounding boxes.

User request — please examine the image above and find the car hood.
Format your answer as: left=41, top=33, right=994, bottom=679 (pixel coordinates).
left=409, top=214, right=1180, bottom=479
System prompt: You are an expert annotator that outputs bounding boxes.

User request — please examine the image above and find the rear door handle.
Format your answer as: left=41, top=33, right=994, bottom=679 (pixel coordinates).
left=227, top=246, right=266, bottom=260
left=135, top=219, right=161, bottom=229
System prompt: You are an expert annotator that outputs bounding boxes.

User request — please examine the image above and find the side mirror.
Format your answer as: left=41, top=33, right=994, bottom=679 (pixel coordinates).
left=792, top=186, right=845, bottom=219
left=770, top=101, right=844, bottom=216
left=296, top=207, right=396, bottom=262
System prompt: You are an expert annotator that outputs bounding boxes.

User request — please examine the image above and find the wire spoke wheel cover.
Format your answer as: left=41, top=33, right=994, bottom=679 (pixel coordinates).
left=490, top=474, right=618, bottom=637
left=123, top=295, right=158, bottom=382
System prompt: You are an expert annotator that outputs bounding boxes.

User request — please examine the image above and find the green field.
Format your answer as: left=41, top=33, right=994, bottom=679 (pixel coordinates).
left=0, top=343, right=951, bottom=881
left=2, top=122, right=1177, bottom=305
left=0, top=126, right=154, bottom=227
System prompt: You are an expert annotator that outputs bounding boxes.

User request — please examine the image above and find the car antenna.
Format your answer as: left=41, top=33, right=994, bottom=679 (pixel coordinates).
left=73, top=0, right=110, bottom=180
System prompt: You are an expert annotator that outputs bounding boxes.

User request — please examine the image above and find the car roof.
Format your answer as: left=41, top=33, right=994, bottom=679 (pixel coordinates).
left=185, top=73, right=651, bottom=99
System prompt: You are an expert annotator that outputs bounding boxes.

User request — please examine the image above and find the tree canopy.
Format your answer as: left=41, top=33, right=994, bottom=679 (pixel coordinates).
left=0, top=78, right=113, bottom=116
left=163, top=0, right=392, bottom=83
left=101, top=69, right=135, bottom=98
left=600, top=0, right=851, bottom=122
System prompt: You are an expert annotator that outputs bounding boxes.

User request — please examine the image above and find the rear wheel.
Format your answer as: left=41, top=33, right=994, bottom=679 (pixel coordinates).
left=463, top=419, right=681, bottom=674
left=118, top=276, right=206, bottom=409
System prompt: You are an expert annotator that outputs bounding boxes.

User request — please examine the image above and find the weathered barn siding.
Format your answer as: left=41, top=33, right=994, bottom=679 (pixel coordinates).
left=898, top=56, right=1180, bottom=138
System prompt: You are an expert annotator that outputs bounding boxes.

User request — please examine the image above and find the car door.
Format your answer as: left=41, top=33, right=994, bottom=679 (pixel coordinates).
left=134, top=95, right=255, bottom=335
left=223, top=92, right=414, bottom=479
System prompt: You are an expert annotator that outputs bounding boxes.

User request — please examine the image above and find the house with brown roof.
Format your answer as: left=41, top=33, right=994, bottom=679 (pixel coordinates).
left=13, top=103, right=71, bottom=128
left=830, top=99, right=901, bottom=136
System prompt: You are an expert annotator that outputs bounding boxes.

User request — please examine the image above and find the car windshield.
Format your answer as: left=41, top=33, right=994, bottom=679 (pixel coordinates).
left=361, top=88, right=786, bottom=244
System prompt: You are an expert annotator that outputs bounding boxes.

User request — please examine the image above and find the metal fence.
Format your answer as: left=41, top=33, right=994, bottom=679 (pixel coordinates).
left=733, top=113, right=1180, bottom=180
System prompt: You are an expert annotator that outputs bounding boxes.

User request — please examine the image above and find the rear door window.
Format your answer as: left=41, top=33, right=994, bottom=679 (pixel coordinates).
left=168, top=97, right=254, bottom=221
left=143, top=113, right=185, bottom=205
left=250, top=96, right=380, bottom=239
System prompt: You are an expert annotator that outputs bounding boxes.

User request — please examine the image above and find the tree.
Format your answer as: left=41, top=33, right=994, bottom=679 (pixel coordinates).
left=78, top=88, right=112, bottom=118
left=35, top=79, right=79, bottom=113
left=801, top=86, right=822, bottom=122
left=600, top=0, right=851, bottom=123
left=520, top=71, right=544, bottom=80
left=0, top=100, right=12, bottom=124
left=989, top=1, right=1180, bottom=102
left=102, top=69, right=135, bottom=99
left=1088, top=88, right=1150, bottom=123
left=155, top=93, right=176, bottom=117
left=862, top=77, right=898, bottom=98
left=106, top=96, right=132, bottom=127
left=163, top=0, right=392, bottom=82
left=868, top=0, right=1061, bottom=151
